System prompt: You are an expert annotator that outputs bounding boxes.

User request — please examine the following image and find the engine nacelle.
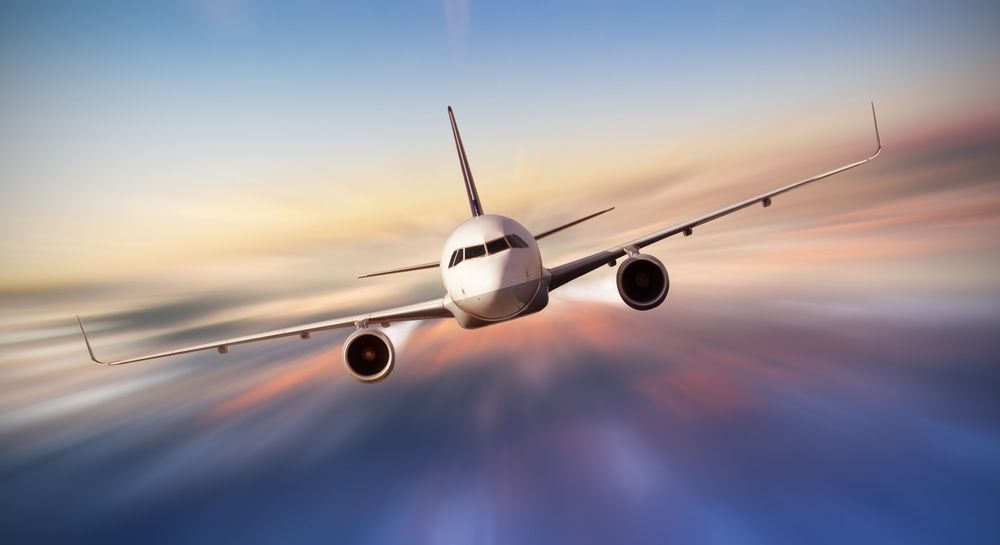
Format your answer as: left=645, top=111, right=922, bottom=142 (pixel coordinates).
left=616, top=254, right=669, bottom=311
left=343, top=329, right=395, bottom=383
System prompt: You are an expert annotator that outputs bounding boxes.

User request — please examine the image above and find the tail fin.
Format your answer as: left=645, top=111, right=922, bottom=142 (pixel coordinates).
left=448, top=106, right=485, bottom=217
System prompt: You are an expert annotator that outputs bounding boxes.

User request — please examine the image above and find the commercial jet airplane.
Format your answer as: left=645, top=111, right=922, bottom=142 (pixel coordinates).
left=78, top=104, right=882, bottom=382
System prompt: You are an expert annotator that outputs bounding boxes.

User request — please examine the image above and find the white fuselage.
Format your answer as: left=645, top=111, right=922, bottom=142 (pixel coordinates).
left=440, top=214, right=548, bottom=328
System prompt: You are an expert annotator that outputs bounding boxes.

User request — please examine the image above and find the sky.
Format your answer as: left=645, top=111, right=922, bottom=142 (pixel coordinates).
left=1, top=1, right=999, bottom=544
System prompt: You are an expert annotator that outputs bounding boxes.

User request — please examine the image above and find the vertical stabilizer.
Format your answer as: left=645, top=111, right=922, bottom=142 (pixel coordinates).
left=448, top=106, right=485, bottom=217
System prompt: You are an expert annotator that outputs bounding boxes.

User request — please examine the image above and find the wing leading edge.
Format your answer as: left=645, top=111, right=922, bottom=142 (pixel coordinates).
left=548, top=102, right=882, bottom=291
left=78, top=298, right=452, bottom=366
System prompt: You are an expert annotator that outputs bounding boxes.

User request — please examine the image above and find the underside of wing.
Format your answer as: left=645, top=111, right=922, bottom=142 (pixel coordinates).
left=77, top=297, right=452, bottom=366
left=548, top=102, right=882, bottom=291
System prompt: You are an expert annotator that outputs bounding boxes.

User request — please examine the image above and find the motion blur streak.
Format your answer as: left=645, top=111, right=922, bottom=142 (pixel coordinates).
left=2, top=1, right=999, bottom=543
left=2, top=99, right=1000, bottom=545
left=2, top=103, right=1000, bottom=545
left=2, top=292, right=998, bottom=544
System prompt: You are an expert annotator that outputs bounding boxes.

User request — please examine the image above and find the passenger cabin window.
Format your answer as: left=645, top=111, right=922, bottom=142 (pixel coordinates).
left=486, top=237, right=509, bottom=255
left=465, top=244, right=486, bottom=259
left=506, top=234, right=529, bottom=248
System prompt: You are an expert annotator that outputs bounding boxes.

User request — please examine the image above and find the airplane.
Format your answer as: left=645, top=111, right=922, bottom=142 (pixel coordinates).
left=78, top=104, right=882, bottom=382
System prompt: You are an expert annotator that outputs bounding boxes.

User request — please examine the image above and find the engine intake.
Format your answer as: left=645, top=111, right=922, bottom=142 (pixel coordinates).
left=616, top=254, right=669, bottom=311
left=343, top=329, right=395, bottom=383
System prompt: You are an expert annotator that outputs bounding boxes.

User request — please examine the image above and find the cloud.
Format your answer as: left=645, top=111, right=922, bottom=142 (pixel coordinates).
left=5, top=294, right=998, bottom=544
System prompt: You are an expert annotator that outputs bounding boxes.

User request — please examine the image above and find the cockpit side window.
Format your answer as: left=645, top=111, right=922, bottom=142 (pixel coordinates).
left=486, top=237, right=510, bottom=255
left=454, top=249, right=464, bottom=266
left=448, top=249, right=461, bottom=268
left=506, top=234, right=529, bottom=249
left=465, top=244, right=486, bottom=259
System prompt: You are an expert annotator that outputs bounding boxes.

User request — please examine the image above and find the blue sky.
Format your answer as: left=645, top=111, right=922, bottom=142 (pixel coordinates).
left=1, top=1, right=997, bottom=287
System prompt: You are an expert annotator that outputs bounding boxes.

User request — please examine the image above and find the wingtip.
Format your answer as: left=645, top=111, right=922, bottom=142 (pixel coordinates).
left=869, top=100, right=881, bottom=157
left=76, top=315, right=106, bottom=365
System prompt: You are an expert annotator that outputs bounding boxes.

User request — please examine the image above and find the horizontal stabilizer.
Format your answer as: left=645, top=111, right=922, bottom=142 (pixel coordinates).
left=533, top=207, right=614, bottom=240
left=358, top=260, right=439, bottom=279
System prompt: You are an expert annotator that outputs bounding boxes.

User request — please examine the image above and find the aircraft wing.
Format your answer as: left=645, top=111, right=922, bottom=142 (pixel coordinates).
left=77, top=297, right=452, bottom=366
left=548, top=103, right=882, bottom=291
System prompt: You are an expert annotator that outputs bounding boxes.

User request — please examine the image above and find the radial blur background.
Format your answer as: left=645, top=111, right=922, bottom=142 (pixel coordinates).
left=2, top=1, right=999, bottom=544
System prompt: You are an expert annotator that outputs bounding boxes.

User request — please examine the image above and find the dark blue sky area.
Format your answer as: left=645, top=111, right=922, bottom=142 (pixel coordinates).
left=3, top=296, right=998, bottom=544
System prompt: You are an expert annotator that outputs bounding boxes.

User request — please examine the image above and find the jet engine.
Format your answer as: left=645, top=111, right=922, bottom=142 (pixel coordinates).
left=616, top=254, right=669, bottom=311
left=343, top=329, right=395, bottom=383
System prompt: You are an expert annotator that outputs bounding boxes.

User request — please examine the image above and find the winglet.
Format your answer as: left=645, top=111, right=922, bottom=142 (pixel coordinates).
left=870, top=101, right=881, bottom=159
left=76, top=315, right=107, bottom=366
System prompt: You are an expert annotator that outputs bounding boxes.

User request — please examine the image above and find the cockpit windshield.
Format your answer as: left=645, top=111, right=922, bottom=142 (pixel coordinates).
left=506, top=234, right=529, bottom=248
left=465, top=244, right=486, bottom=259
left=448, top=234, right=530, bottom=268
left=486, top=237, right=509, bottom=254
